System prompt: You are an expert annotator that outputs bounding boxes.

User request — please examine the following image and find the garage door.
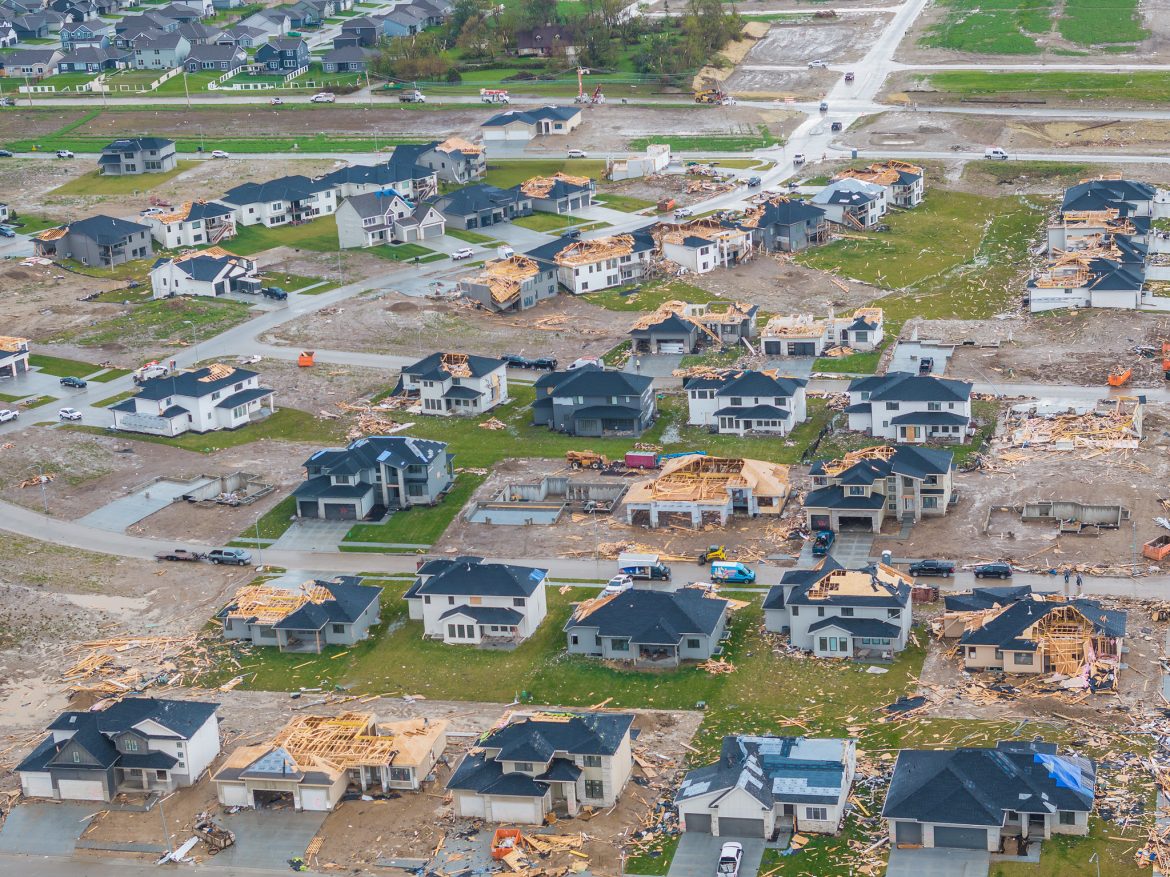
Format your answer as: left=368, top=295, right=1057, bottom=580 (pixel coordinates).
left=323, top=503, right=356, bottom=520
left=491, top=797, right=540, bottom=824
left=657, top=342, right=686, bottom=354
left=57, top=779, right=106, bottom=801
left=837, top=515, right=877, bottom=531
left=894, top=822, right=922, bottom=845
left=788, top=342, right=816, bottom=357
left=933, top=827, right=988, bottom=850
left=718, top=817, right=765, bottom=837
left=297, top=501, right=319, bottom=518
left=20, top=772, right=54, bottom=798
left=300, top=787, right=333, bottom=811
left=684, top=813, right=712, bottom=833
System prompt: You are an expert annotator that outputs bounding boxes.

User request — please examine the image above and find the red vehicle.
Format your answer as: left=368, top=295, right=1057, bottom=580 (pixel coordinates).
left=624, top=451, right=659, bottom=469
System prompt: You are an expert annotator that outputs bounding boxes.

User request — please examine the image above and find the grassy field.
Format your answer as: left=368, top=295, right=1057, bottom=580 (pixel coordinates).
left=49, top=161, right=197, bottom=196
left=511, top=211, right=580, bottom=231
left=1058, top=0, right=1147, bottom=46
left=921, top=0, right=1054, bottom=54
left=588, top=279, right=727, bottom=312
left=228, top=216, right=340, bottom=255
left=370, top=243, right=445, bottom=263
left=28, top=353, right=103, bottom=379
left=963, top=159, right=1097, bottom=186
left=445, top=227, right=499, bottom=245
left=594, top=193, right=657, bottom=213
left=483, top=159, right=608, bottom=189
left=813, top=347, right=883, bottom=374
left=342, top=475, right=484, bottom=546
left=990, top=824, right=1143, bottom=876
left=917, top=70, right=1170, bottom=102
left=49, top=297, right=254, bottom=353
left=629, top=131, right=780, bottom=152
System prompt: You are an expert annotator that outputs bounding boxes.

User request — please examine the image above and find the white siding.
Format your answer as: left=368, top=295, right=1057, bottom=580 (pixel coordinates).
left=217, top=781, right=249, bottom=807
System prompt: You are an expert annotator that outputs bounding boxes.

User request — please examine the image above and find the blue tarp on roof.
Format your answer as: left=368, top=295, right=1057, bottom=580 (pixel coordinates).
left=1034, top=753, right=1093, bottom=797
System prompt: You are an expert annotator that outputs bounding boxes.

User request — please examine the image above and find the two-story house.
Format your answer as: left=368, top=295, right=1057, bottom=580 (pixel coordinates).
left=519, top=172, right=595, bottom=214
left=322, top=154, right=438, bottom=202
left=764, top=559, right=913, bottom=659
left=456, top=254, right=560, bottom=313
left=834, top=161, right=925, bottom=209
left=56, top=45, right=126, bottom=73
left=145, top=200, right=237, bottom=248
left=526, top=230, right=657, bottom=295
left=17, top=698, right=220, bottom=802
left=34, top=215, right=152, bottom=268
left=395, top=138, right=486, bottom=184
left=676, top=735, right=856, bottom=838
left=218, top=174, right=338, bottom=228
left=761, top=308, right=884, bottom=357
left=564, top=588, right=729, bottom=667
left=98, top=137, right=177, bottom=175
left=338, top=14, right=378, bottom=45
left=149, top=248, right=257, bottom=299
left=217, top=576, right=383, bottom=653
left=803, top=444, right=954, bottom=533
left=684, top=370, right=808, bottom=436
left=448, top=711, right=634, bottom=823
left=59, top=18, right=111, bottom=50
left=294, top=435, right=453, bottom=519
left=532, top=365, right=655, bottom=437
left=812, top=178, right=887, bottom=230
left=624, top=454, right=789, bottom=528
left=846, top=372, right=972, bottom=444
left=132, top=31, right=191, bottom=68
left=430, top=184, right=532, bottom=230
left=882, top=741, right=1094, bottom=853
left=254, top=36, right=309, bottom=70
left=334, top=191, right=445, bottom=248
left=0, top=335, right=31, bottom=379
left=0, top=19, right=16, bottom=47
left=110, top=363, right=275, bottom=436
left=742, top=196, right=830, bottom=253
left=403, top=556, right=548, bottom=646
left=657, top=219, right=754, bottom=275
left=398, top=351, right=508, bottom=416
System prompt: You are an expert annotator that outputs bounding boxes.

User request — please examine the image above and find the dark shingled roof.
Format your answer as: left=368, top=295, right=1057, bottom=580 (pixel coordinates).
left=129, top=365, right=260, bottom=401
left=848, top=371, right=971, bottom=403
left=404, top=351, right=505, bottom=381
left=959, top=598, right=1126, bottom=648
left=414, top=560, right=547, bottom=599
left=564, top=589, right=727, bottom=644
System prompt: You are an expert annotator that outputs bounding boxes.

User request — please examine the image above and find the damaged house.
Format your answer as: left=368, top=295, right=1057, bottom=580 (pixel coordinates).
left=532, top=365, right=655, bottom=437
left=110, top=363, right=274, bottom=436
left=812, top=178, right=887, bottom=230
left=526, top=230, right=657, bottom=295
left=398, top=352, right=508, bottom=416
left=518, top=172, right=595, bottom=214
left=833, top=160, right=924, bottom=208
left=629, top=300, right=758, bottom=355
left=654, top=217, right=754, bottom=275
left=623, top=453, right=789, bottom=527
left=760, top=308, right=884, bottom=358
left=1027, top=235, right=1150, bottom=312
left=457, top=254, right=559, bottom=313
left=739, top=196, right=829, bottom=253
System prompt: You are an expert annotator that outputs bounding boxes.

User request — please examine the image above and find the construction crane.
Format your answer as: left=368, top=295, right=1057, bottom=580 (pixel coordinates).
left=574, top=68, right=604, bottom=105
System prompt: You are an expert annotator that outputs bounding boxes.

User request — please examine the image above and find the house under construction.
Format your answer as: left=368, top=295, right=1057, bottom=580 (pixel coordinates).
left=761, top=308, right=885, bottom=357
left=0, top=335, right=31, bottom=378
left=1007, top=396, right=1144, bottom=450
left=457, top=255, right=558, bottom=312
left=654, top=217, right=755, bottom=275
left=213, top=714, right=449, bottom=811
left=623, top=453, right=789, bottom=527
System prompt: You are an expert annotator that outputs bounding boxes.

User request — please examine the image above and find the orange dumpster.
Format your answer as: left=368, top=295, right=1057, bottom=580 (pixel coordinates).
left=491, top=828, right=522, bottom=860
left=297, top=351, right=315, bottom=367
left=1107, top=368, right=1131, bottom=387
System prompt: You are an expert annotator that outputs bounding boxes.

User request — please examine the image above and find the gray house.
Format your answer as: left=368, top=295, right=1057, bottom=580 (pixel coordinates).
left=132, top=31, right=190, bottom=68
left=532, top=365, right=655, bottom=437
left=749, top=199, right=829, bottom=253
left=564, top=588, right=729, bottom=667
left=217, top=576, right=382, bottom=653
left=395, top=138, right=485, bottom=184
left=98, top=137, right=177, bottom=175
left=294, top=435, right=453, bottom=520
left=184, top=42, right=245, bottom=71
left=630, top=312, right=701, bottom=355
left=34, top=215, right=153, bottom=268
left=430, top=184, right=531, bottom=231
left=321, top=43, right=367, bottom=72
left=457, top=255, right=559, bottom=313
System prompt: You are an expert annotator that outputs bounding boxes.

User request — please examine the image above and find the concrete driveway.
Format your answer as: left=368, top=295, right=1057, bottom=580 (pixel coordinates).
left=885, top=848, right=989, bottom=877
left=270, top=519, right=353, bottom=551
left=0, top=803, right=96, bottom=856
left=797, top=531, right=874, bottom=567
left=667, top=833, right=764, bottom=877
left=212, top=809, right=326, bottom=869
left=79, top=478, right=213, bottom=533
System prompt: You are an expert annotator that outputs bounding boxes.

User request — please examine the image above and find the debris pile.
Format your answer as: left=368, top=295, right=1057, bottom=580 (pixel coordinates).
left=1006, top=396, right=1143, bottom=451
left=62, top=636, right=197, bottom=700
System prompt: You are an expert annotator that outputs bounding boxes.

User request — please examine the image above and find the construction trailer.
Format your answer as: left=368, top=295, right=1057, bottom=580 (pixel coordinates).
left=623, top=453, right=789, bottom=528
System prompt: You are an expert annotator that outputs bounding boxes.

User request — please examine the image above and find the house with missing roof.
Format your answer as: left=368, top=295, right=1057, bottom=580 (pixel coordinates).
left=526, top=231, right=657, bottom=295
left=1048, top=178, right=1155, bottom=255
left=1027, top=233, right=1150, bottom=313
left=217, top=174, right=338, bottom=228
left=811, top=178, right=887, bottom=230
left=623, top=454, right=789, bottom=528
left=684, top=370, right=808, bottom=436
left=833, top=160, right=925, bottom=208
left=881, top=740, right=1095, bottom=852
left=846, top=372, right=972, bottom=444
left=763, top=560, right=913, bottom=660
left=518, top=172, right=595, bottom=214
left=456, top=255, right=559, bottom=313
left=293, top=435, right=453, bottom=519
left=629, top=301, right=758, bottom=355
left=395, top=138, right=485, bottom=184
left=149, top=248, right=258, bottom=299
left=743, top=197, right=829, bottom=253
left=761, top=308, right=885, bottom=358
left=447, top=711, right=634, bottom=823
left=34, top=215, right=153, bottom=268
left=110, top=364, right=274, bottom=436
left=398, top=351, right=508, bottom=415
left=532, top=365, right=655, bottom=437
left=480, top=105, right=583, bottom=143
left=334, top=192, right=445, bottom=248
left=656, top=218, right=754, bottom=275
left=804, top=444, right=954, bottom=532
left=675, top=735, right=856, bottom=837
left=564, top=588, right=729, bottom=667
left=143, top=200, right=237, bottom=248
left=17, top=698, right=220, bottom=802
left=0, top=336, right=31, bottom=379
left=217, top=576, right=383, bottom=653
left=404, top=556, right=548, bottom=646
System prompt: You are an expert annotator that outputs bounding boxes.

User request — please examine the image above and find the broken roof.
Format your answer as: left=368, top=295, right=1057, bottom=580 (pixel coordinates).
left=624, top=453, right=789, bottom=506
left=459, top=255, right=541, bottom=304
left=519, top=171, right=593, bottom=200
left=677, top=735, right=852, bottom=807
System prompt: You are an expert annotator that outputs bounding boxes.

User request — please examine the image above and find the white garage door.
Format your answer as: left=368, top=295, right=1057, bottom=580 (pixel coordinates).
left=57, top=778, right=106, bottom=801
left=657, top=342, right=686, bottom=354
left=20, top=772, right=54, bottom=798
left=457, top=792, right=485, bottom=818
left=300, top=787, right=334, bottom=811
left=217, top=782, right=249, bottom=808
left=490, top=797, right=540, bottom=824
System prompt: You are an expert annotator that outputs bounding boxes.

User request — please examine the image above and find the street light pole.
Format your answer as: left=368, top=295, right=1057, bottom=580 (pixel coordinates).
left=158, top=792, right=174, bottom=856
left=182, top=320, right=199, bottom=361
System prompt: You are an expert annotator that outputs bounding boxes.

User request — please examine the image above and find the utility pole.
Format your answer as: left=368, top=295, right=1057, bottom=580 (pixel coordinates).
left=182, top=69, right=191, bottom=109
left=182, top=319, right=199, bottom=361
left=158, top=792, right=174, bottom=856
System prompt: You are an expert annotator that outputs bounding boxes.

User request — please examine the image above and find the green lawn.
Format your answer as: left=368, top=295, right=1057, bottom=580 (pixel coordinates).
left=814, top=347, right=883, bottom=374
left=483, top=159, right=607, bottom=189
left=49, top=161, right=196, bottom=196
left=235, top=494, right=298, bottom=544
left=990, top=823, right=1143, bottom=877
left=917, top=70, right=1170, bottom=102
left=921, top=0, right=1053, bottom=54
left=93, top=389, right=136, bottom=407
left=38, top=72, right=100, bottom=90
left=257, top=271, right=331, bottom=293
left=510, top=211, right=581, bottom=232
left=342, top=475, right=484, bottom=546
left=625, top=834, right=679, bottom=875
left=151, top=70, right=222, bottom=96
left=445, top=227, right=498, bottom=245
left=6, top=213, right=65, bottom=234
left=595, top=193, right=657, bottom=213
left=49, top=297, right=254, bottom=354
left=1058, top=0, right=1147, bottom=46
left=228, top=216, right=340, bottom=256
left=629, top=131, right=779, bottom=152
left=370, top=242, right=445, bottom=263
left=963, top=159, right=1097, bottom=186
left=28, top=353, right=102, bottom=379
left=588, top=279, right=728, bottom=312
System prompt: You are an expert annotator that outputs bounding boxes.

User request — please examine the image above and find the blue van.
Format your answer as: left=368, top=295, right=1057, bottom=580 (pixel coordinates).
left=710, top=561, right=755, bottom=584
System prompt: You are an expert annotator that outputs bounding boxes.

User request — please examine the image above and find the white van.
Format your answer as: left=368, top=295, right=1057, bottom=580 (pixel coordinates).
left=496, top=245, right=515, bottom=259
left=984, top=147, right=1009, bottom=160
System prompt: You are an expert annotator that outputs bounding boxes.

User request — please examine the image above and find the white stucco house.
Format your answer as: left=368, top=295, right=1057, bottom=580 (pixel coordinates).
left=397, top=351, right=508, bottom=416
left=110, top=364, right=275, bottom=436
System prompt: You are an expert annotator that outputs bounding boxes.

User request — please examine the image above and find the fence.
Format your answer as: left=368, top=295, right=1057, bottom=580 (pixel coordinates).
left=93, top=65, right=183, bottom=93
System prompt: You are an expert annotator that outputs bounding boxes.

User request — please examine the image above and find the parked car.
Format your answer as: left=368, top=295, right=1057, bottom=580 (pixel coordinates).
left=746, top=176, right=762, bottom=188
left=210, top=150, right=230, bottom=159
left=503, top=354, right=557, bottom=371
left=207, top=547, right=252, bottom=566
left=844, top=71, right=855, bottom=82
left=0, top=149, right=13, bottom=157
left=674, top=207, right=694, bottom=219
left=818, top=101, right=829, bottom=112
left=710, top=561, right=755, bottom=584
left=808, top=59, right=828, bottom=68
left=59, top=376, right=87, bottom=388
left=561, top=228, right=582, bottom=241
left=451, top=247, right=475, bottom=260
left=973, top=562, right=1013, bottom=579
left=270, top=97, right=283, bottom=105
left=908, top=559, right=955, bottom=577
left=717, top=843, right=743, bottom=877
left=57, top=407, right=82, bottom=421
left=310, top=92, right=335, bottom=103
left=567, top=148, right=588, bottom=158
left=0, top=227, right=14, bottom=238
left=792, top=153, right=807, bottom=166
left=984, top=147, right=1009, bottom=160
left=830, top=121, right=843, bottom=132
left=140, top=207, right=163, bottom=216
left=601, top=574, right=634, bottom=596
left=260, top=286, right=287, bottom=300
left=811, top=530, right=835, bottom=557
left=0, top=409, right=18, bottom=423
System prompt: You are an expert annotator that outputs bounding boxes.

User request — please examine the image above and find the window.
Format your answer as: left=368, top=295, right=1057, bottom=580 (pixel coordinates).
left=818, top=637, right=828, bottom=652
left=886, top=402, right=899, bottom=411
left=791, top=606, right=799, bottom=616
left=513, top=597, right=526, bottom=607
left=1059, top=811, right=1077, bottom=826
left=1014, top=652, right=1034, bottom=665
left=847, top=486, right=866, bottom=496
left=447, top=624, right=457, bottom=639
left=123, top=737, right=140, bottom=751
left=515, top=762, right=533, bottom=773
left=805, top=807, right=828, bottom=821
left=584, top=780, right=604, bottom=799
left=582, top=755, right=602, bottom=768
left=994, top=649, right=1004, bottom=661
left=686, top=638, right=701, bottom=649
left=448, top=596, right=455, bottom=605
left=72, top=750, right=81, bottom=763
left=967, top=646, right=977, bottom=659
left=928, top=402, right=941, bottom=411
left=570, top=635, right=579, bottom=645
left=423, top=595, right=430, bottom=604
left=922, top=497, right=938, bottom=510
left=332, top=623, right=345, bottom=634
left=841, top=608, right=854, bottom=617
left=817, top=606, right=825, bottom=617
left=390, top=767, right=412, bottom=782
left=611, top=638, right=630, bottom=652
left=887, top=609, right=900, bottom=619
left=156, top=769, right=168, bottom=780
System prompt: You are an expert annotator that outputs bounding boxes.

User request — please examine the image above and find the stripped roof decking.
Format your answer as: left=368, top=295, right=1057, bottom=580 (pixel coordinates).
left=271, top=712, right=446, bottom=770
left=223, top=583, right=333, bottom=625
left=519, top=172, right=592, bottom=199
left=553, top=234, right=635, bottom=266
left=0, top=336, right=30, bottom=352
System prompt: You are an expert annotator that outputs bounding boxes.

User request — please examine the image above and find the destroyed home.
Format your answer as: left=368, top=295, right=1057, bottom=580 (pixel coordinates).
left=214, top=714, right=447, bottom=811
left=457, top=255, right=559, bottom=312
left=629, top=300, right=758, bottom=355
left=18, top=698, right=220, bottom=802
left=939, top=584, right=1040, bottom=638
left=655, top=218, right=754, bottom=275
left=761, top=308, right=884, bottom=357
left=812, top=178, right=887, bottom=229
left=149, top=247, right=258, bottom=299
left=526, top=230, right=657, bottom=294
left=518, top=172, right=595, bottom=214
left=532, top=365, right=656, bottom=437
left=1006, top=396, right=1144, bottom=451
left=466, top=474, right=628, bottom=525
left=335, top=191, right=445, bottom=248
left=955, top=594, right=1126, bottom=683
left=623, top=454, right=790, bottom=527
left=833, top=160, right=925, bottom=208
left=684, top=370, right=808, bottom=436
left=34, top=214, right=153, bottom=268
left=676, top=735, right=857, bottom=837
left=396, top=137, right=485, bottom=184
left=430, top=183, right=532, bottom=230
left=763, top=559, right=913, bottom=659
left=447, top=711, right=634, bottom=823
left=739, top=196, right=830, bottom=253
left=1047, top=177, right=1155, bottom=255
left=294, top=435, right=453, bottom=519
left=1027, top=234, right=1149, bottom=312
left=110, top=363, right=274, bottom=436
left=404, top=556, right=548, bottom=646
left=479, top=105, right=583, bottom=142
left=804, top=445, right=954, bottom=532
left=321, top=155, right=438, bottom=202
left=142, top=200, right=237, bottom=249
left=564, top=588, right=730, bottom=666
left=217, top=576, right=382, bottom=653
left=398, top=351, right=508, bottom=416
left=98, top=136, right=177, bottom=175
left=606, top=144, right=671, bottom=181
left=846, top=371, right=972, bottom=444
left=881, top=740, right=1095, bottom=852
left=0, top=336, right=30, bottom=378
left=217, top=174, right=338, bottom=228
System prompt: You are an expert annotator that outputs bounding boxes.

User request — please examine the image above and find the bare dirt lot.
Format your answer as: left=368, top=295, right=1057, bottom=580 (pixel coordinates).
left=269, top=291, right=630, bottom=363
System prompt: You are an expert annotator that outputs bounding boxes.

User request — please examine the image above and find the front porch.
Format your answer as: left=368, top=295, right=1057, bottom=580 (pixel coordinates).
left=115, top=766, right=177, bottom=795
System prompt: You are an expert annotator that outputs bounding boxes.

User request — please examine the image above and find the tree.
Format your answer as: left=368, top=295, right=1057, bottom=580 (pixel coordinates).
left=520, top=0, right=559, bottom=27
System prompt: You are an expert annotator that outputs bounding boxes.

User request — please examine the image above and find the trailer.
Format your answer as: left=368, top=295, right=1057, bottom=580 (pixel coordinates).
left=194, top=817, right=236, bottom=854
left=1143, top=534, right=1170, bottom=562
left=155, top=549, right=206, bottom=562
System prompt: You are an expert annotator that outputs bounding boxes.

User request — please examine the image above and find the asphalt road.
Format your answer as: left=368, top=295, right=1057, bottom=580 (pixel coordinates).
left=0, top=853, right=329, bottom=877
